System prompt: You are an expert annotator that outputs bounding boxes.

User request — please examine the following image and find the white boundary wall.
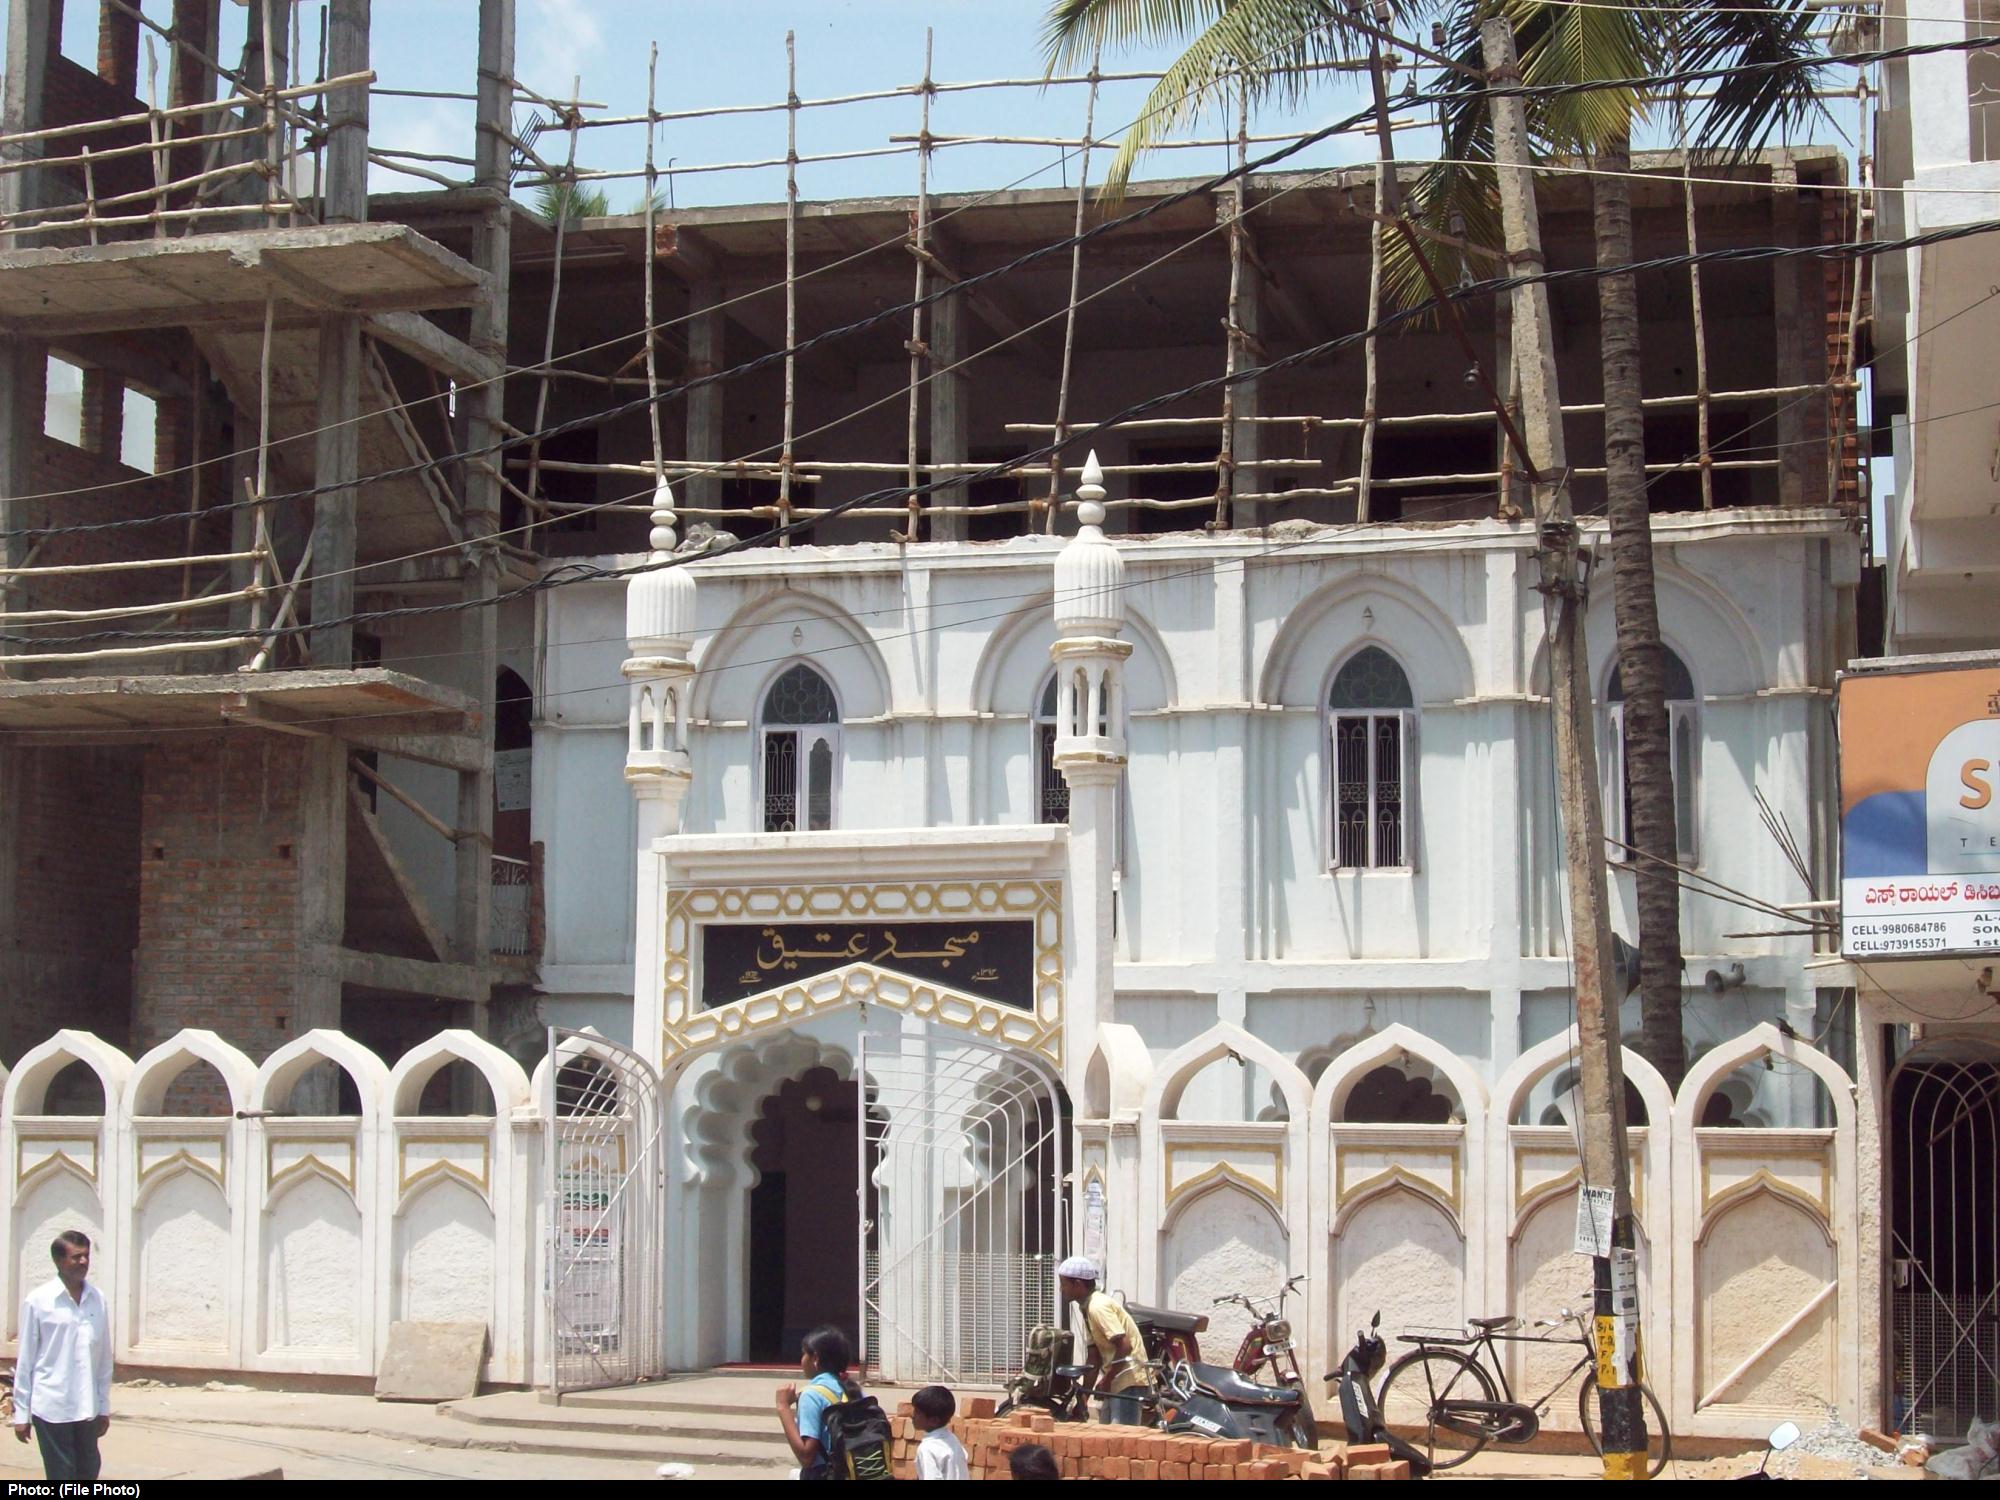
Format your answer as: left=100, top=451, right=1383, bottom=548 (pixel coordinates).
left=2, top=1027, right=545, bottom=1384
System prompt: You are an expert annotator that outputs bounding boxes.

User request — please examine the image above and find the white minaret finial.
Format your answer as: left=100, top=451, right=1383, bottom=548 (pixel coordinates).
left=1076, top=450, right=1107, bottom=530
left=649, top=474, right=679, bottom=555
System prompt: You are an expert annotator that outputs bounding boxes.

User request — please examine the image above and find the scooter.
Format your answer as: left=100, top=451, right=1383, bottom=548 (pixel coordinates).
left=1327, top=1311, right=1434, bottom=1478
left=1153, top=1358, right=1317, bottom=1449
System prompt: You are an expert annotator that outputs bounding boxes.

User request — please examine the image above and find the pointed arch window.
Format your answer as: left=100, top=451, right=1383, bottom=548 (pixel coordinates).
left=1034, top=674, right=1069, bottom=825
left=760, top=663, right=839, bottom=833
left=1605, top=648, right=1698, bottom=865
left=1327, top=646, right=1414, bottom=870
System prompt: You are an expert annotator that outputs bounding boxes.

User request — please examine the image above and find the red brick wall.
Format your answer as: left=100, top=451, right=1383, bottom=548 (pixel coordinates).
left=4, top=745, right=143, bottom=1065
left=132, top=732, right=307, bottom=1067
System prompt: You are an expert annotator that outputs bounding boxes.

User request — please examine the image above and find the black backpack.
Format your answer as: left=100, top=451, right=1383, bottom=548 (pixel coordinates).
left=819, top=1384, right=895, bottom=1481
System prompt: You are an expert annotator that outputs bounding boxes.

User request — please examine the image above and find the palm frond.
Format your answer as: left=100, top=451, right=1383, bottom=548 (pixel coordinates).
left=1672, top=0, right=1832, bottom=162
left=533, top=180, right=611, bottom=225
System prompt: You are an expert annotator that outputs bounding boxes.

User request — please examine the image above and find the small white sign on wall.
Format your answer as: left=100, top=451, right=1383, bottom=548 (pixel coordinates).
left=1573, top=1185, right=1615, bottom=1259
left=496, top=748, right=532, bottom=812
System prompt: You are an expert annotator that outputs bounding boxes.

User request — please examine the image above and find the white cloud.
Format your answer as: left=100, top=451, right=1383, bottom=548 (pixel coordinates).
left=520, top=0, right=607, bottom=103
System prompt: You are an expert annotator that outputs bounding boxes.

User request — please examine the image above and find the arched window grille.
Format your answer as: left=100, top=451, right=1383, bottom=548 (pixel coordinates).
left=1034, top=675, right=1069, bottom=825
left=1605, top=648, right=1699, bottom=865
left=1327, top=646, right=1414, bottom=870
left=760, top=663, right=839, bottom=833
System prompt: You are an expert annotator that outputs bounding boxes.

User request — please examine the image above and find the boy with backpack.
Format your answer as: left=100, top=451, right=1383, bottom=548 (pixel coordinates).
left=911, top=1385, right=967, bottom=1480
left=775, top=1324, right=894, bottom=1480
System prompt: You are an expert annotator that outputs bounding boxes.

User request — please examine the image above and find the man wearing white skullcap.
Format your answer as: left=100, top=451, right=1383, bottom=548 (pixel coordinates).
left=1056, top=1258, right=1149, bottom=1425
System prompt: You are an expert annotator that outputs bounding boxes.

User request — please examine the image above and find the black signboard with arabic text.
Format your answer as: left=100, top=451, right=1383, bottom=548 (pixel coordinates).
left=700, top=920, right=1036, bottom=1012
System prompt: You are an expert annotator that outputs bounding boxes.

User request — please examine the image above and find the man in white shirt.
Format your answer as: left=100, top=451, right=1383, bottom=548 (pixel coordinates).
left=13, top=1230, right=111, bottom=1483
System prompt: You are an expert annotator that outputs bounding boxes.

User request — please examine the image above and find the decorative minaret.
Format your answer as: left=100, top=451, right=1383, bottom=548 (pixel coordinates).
left=1050, top=453, right=1131, bottom=1096
left=625, top=479, right=696, bottom=1065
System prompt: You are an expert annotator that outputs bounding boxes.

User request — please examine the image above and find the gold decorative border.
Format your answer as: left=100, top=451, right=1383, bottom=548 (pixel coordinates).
left=266, top=1137, right=357, bottom=1197
left=15, top=1135, right=98, bottom=1197
left=663, top=879, right=1063, bottom=1065
left=1698, top=1164, right=1830, bottom=1231
left=1163, top=1159, right=1281, bottom=1216
left=137, top=1141, right=227, bottom=1192
left=397, top=1135, right=492, bottom=1200
left=1510, top=1143, right=1647, bottom=1229
left=1164, top=1143, right=1283, bottom=1208
left=1336, top=1144, right=1464, bottom=1216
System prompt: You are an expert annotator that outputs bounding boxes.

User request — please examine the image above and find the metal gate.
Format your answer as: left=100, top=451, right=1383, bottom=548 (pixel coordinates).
left=544, top=1028, right=667, bottom=1394
left=1891, top=1049, right=2000, bottom=1441
left=857, top=1019, right=1068, bottom=1385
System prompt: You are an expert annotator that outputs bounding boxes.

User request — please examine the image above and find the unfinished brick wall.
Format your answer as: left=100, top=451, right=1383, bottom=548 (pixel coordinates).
left=4, top=745, right=143, bottom=1065
left=27, top=431, right=217, bottom=620
left=132, top=732, right=309, bottom=1076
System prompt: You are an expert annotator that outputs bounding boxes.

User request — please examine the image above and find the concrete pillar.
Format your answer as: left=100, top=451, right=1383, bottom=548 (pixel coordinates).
left=168, top=0, right=218, bottom=109
left=685, top=283, right=725, bottom=519
left=321, top=0, right=371, bottom=224
left=928, top=288, right=967, bottom=542
left=2, top=2, right=57, bottom=223
left=308, top=317, right=361, bottom=666
left=1773, top=169, right=1813, bottom=508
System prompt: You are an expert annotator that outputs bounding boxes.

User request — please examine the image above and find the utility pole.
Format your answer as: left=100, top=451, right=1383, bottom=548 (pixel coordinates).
left=1480, top=17, right=1650, bottom=1480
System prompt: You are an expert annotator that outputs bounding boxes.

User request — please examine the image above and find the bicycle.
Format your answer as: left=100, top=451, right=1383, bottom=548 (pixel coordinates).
left=1374, top=1303, right=1672, bottom=1477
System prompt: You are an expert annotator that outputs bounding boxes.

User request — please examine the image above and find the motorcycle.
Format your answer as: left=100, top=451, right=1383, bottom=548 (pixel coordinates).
left=1125, top=1300, right=1208, bottom=1367
left=1211, top=1274, right=1316, bottom=1445
left=1736, top=1420, right=1801, bottom=1481
left=995, top=1324, right=1090, bottom=1422
left=1154, top=1357, right=1317, bottom=1450
left=1327, top=1310, right=1434, bottom=1478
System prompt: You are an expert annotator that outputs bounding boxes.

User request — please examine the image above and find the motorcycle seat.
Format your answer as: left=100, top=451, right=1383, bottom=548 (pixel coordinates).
left=1468, top=1316, right=1518, bottom=1331
left=1127, top=1303, right=1209, bottom=1335
left=1189, top=1362, right=1297, bottom=1406
left=1054, top=1365, right=1092, bottom=1382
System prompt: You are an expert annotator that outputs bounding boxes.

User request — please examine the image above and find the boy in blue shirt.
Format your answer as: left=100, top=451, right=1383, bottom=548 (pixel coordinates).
left=775, top=1324, right=857, bottom=1480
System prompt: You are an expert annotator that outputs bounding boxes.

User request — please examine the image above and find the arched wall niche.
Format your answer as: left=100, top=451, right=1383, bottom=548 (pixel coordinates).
left=1527, top=565, right=1762, bottom=701
left=968, top=595, right=1177, bottom=717
left=1160, top=1177, right=1289, bottom=1361
left=1257, top=572, right=1474, bottom=709
left=1146, top=1023, right=1309, bottom=1125
left=1310, top=1024, right=1486, bottom=1131
left=689, top=589, right=894, bottom=723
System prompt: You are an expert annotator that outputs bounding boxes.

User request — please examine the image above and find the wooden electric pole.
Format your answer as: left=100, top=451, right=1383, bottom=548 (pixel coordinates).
left=1480, top=16, right=1650, bottom=1479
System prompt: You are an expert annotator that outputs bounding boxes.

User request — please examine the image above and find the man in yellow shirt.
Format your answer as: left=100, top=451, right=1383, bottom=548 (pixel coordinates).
left=1057, top=1257, right=1150, bottom=1425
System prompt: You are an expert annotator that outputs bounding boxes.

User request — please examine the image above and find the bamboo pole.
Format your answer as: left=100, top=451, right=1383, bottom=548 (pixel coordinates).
left=246, top=523, right=317, bottom=672
left=0, top=550, right=262, bottom=578
left=523, top=79, right=585, bottom=537
left=5, top=638, right=255, bottom=667
left=1215, top=79, right=1249, bottom=531
left=0, top=70, right=370, bottom=153
left=1044, top=48, right=1099, bottom=534
left=80, top=147, right=98, bottom=246
left=1358, top=169, right=1386, bottom=523
left=351, top=756, right=464, bottom=843
left=0, top=582, right=257, bottom=624
left=905, top=29, right=933, bottom=541
left=643, top=43, right=665, bottom=479
left=779, top=30, right=798, bottom=547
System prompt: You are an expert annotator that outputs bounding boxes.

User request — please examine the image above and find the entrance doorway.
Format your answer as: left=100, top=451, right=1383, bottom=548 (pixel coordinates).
left=1890, top=1047, right=2000, bottom=1441
left=747, top=1067, right=865, bottom=1363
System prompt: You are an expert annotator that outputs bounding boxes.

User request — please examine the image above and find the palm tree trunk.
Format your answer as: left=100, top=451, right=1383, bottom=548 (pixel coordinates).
left=1591, top=133, right=1687, bottom=1087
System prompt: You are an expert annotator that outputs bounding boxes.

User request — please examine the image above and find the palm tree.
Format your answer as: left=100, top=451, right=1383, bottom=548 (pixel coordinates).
left=532, top=179, right=611, bottom=225
left=1043, top=0, right=1827, bottom=1085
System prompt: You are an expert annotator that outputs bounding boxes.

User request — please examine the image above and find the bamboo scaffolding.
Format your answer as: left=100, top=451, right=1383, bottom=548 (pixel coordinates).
left=4, top=637, right=255, bottom=667
left=506, top=455, right=1316, bottom=479
left=0, top=70, right=369, bottom=152
left=245, top=522, right=317, bottom=672
left=0, top=549, right=265, bottom=580
left=0, top=580, right=256, bottom=625
left=1044, top=49, right=1100, bottom=535
left=351, top=756, right=463, bottom=842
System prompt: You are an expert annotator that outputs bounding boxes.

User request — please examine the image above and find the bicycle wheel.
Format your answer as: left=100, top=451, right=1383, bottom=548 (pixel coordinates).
left=1578, top=1376, right=1672, bottom=1479
left=1375, top=1348, right=1498, bottom=1470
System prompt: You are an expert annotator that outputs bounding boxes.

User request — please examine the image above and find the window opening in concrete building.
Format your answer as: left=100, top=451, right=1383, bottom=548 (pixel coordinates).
left=120, top=385, right=157, bottom=473
left=1125, top=442, right=1215, bottom=534
left=1606, top=648, right=1699, bottom=866
left=760, top=663, right=839, bottom=833
left=43, top=356, right=84, bottom=447
left=1328, top=646, right=1413, bottom=870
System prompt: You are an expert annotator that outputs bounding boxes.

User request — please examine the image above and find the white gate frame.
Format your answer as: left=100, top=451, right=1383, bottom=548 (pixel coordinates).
left=856, top=1014, right=1069, bottom=1385
left=543, top=1027, right=667, bottom=1395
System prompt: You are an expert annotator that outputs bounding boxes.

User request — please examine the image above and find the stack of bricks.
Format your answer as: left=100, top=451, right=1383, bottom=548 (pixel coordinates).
left=885, top=1397, right=1413, bottom=1480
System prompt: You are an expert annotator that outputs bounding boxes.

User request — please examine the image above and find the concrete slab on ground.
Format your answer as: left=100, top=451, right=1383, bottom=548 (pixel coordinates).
left=376, top=1320, right=488, bottom=1402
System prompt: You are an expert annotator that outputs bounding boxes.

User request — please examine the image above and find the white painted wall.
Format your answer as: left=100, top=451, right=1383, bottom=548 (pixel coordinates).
left=539, top=511, right=1853, bottom=1120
